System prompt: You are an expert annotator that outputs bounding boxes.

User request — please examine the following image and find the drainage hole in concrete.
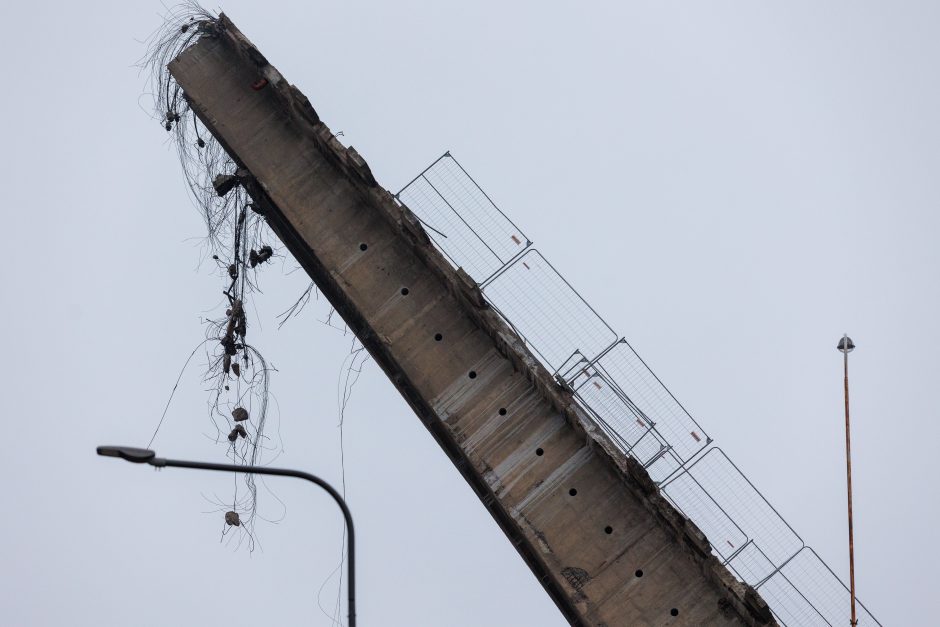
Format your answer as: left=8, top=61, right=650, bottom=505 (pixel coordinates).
left=604, top=526, right=613, bottom=535
left=535, top=448, right=544, bottom=456
left=498, top=408, right=507, bottom=416
left=400, top=287, right=410, bottom=296
left=568, top=488, right=578, bottom=496
left=670, top=608, right=679, bottom=617
left=434, top=333, right=443, bottom=341
left=635, top=569, right=643, bottom=578
left=359, top=243, right=368, bottom=251
left=468, top=371, right=477, bottom=379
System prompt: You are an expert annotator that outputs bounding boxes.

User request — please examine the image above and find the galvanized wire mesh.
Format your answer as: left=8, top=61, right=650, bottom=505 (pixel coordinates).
left=662, top=449, right=803, bottom=581
left=594, top=341, right=710, bottom=462
left=483, top=250, right=618, bottom=370
left=567, top=359, right=685, bottom=483
left=758, top=548, right=883, bottom=627
left=396, top=153, right=530, bottom=282
left=397, top=153, right=882, bottom=626
left=572, top=370, right=655, bottom=453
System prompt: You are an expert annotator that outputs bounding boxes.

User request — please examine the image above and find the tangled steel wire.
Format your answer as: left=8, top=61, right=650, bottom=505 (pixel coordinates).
left=141, top=2, right=282, bottom=548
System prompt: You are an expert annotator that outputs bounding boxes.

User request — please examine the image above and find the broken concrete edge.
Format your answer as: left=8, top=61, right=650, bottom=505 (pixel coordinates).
left=182, top=14, right=775, bottom=626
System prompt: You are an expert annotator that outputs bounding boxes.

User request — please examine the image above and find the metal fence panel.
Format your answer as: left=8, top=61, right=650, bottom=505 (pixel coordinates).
left=594, top=341, right=710, bottom=462
left=663, top=473, right=749, bottom=563
left=483, top=250, right=618, bottom=371
left=759, top=548, right=883, bottom=627
left=397, top=153, right=530, bottom=282
left=573, top=371, right=654, bottom=452
left=663, top=449, right=803, bottom=581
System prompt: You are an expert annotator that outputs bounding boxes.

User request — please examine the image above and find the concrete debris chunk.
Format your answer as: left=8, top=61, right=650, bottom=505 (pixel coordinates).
left=212, top=173, right=239, bottom=197
left=227, top=424, right=248, bottom=442
left=249, top=245, right=273, bottom=268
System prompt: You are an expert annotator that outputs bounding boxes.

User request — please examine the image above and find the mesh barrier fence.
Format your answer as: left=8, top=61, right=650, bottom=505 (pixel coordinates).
left=593, top=341, right=710, bottom=463
left=483, top=250, right=618, bottom=370
left=759, top=548, right=882, bottom=627
left=662, top=449, right=804, bottom=582
left=396, top=152, right=882, bottom=627
left=397, top=152, right=530, bottom=282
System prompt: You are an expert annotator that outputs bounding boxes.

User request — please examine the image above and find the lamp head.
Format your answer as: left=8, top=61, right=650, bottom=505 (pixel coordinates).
left=96, top=446, right=156, bottom=464
left=837, top=335, right=856, bottom=354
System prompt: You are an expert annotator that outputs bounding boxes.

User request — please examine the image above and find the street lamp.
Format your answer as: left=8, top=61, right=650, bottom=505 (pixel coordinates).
left=96, top=445, right=356, bottom=627
left=836, top=335, right=857, bottom=627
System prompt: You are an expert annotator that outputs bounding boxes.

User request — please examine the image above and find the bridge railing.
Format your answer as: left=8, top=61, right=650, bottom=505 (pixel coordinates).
left=396, top=152, right=882, bottom=627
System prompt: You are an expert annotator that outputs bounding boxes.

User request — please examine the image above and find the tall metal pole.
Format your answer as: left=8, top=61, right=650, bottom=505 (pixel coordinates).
left=838, top=335, right=858, bottom=626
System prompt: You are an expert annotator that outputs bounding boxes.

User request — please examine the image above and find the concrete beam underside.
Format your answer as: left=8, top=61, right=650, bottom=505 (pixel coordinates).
left=169, top=16, right=776, bottom=627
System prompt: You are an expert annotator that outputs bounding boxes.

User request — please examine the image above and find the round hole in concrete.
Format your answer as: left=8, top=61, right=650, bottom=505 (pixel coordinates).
left=468, top=371, right=477, bottom=379
left=498, top=408, right=507, bottom=416
left=400, top=287, right=410, bottom=296
left=604, top=526, right=613, bottom=535
left=635, top=569, right=643, bottom=578
left=670, top=608, right=679, bottom=617
left=535, top=448, right=544, bottom=456
left=568, top=488, right=578, bottom=496
left=434, top=333, right=443, bottom=341
left=359, top=243, right=368, bottom=251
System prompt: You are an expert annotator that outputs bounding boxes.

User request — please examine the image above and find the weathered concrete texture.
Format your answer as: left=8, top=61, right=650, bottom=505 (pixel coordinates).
left=169, top=15, right=777, bottom=626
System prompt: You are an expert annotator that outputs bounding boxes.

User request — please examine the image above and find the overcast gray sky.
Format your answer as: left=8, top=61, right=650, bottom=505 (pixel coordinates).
left=1, top=1, right=937, bottom=625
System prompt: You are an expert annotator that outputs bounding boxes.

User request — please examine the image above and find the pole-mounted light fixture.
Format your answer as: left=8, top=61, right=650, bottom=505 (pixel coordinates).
left=96, top=445, right=356, bottom=627
left=837, top=335, right=858, bottom=626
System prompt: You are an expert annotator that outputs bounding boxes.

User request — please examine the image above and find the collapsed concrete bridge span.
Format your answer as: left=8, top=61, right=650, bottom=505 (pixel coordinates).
left=166, top=14, right=775, bottom=626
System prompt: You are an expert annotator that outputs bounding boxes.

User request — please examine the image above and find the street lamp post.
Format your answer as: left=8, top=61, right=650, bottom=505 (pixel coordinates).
left=96, top=445, right=356, bottom=627
left=836, top=335, right=857, bottom=627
